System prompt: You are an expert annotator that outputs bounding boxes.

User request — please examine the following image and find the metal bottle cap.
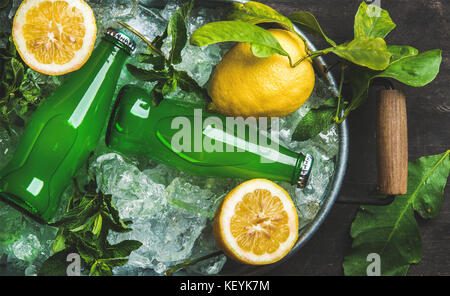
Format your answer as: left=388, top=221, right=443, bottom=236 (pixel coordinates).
left=297, top=153, right=313, bottom=188
left=105, top=28, right=137, bottom=52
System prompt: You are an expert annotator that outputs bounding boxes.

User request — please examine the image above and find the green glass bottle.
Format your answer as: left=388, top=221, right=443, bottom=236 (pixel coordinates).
left=107, top=85, right=313, bottom=188
left=0, top=28, right=136, bottom=222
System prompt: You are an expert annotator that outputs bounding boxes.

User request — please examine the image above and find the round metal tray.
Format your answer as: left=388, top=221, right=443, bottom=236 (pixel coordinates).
left=153, top=0, right=349, bottom=275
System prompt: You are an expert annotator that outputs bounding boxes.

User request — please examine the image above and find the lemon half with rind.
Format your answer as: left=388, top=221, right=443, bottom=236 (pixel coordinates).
left=12, top=0, right=97, bottom=76
left=214, top=179, right=299, bottom=265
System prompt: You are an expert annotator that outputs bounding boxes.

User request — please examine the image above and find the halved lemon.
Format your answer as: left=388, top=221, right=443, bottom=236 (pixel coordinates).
left=213, top=179, right=299, bottom=265
left=12, top=0, right=97, bottom=75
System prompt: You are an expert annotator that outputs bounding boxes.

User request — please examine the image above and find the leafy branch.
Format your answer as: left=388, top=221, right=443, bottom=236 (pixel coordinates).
left=38, top=175, right=142, bottom=276
left=291, top=1, right=442, bottom=141
left=189, top=1, right=441, bottom=142
left=0, top=35, right=42, bottom=133
left=120, top=0, right=208, bottom=105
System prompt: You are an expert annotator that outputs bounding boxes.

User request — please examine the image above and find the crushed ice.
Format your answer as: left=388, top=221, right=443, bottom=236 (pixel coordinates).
left=0, top=0, right=340, bottom=275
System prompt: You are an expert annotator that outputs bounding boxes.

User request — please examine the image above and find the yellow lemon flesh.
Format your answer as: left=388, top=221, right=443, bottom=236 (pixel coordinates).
left=214, top=179, right=299, bottom=265
left=209, top=29, right=315, bottom=118
left=12, top=0, right=97, bottom=76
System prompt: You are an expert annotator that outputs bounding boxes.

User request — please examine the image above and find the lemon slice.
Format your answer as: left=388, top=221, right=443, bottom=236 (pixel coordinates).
left=214, top=179, right=299, bottom=265
left=12, top=0, right=97, bottom=75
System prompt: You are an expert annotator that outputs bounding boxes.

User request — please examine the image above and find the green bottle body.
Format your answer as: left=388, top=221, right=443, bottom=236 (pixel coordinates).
left=0, top=32, right=131, bottom=222
left=107, top=85, right=313, bottom=187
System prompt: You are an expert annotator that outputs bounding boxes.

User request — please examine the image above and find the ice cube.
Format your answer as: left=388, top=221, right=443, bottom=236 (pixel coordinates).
left=166, top=177, right=222, bottom=219
left=185, top=224, right=227, bottom=275
left=12, top=234, right=41, bottom=262
left=91, top=153, right=167, bottom=218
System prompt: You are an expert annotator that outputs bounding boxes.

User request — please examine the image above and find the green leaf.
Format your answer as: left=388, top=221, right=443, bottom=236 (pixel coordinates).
left=102, top=194, right=131, bottom=231
left=228, top=1, right=294, bottom=31
left=292, top=98, right=337, bottom=142
left=173, top=69, right=209, bottom=100
left=37, top=249, right=74, bottom=276
left=354, top=2, right=396, bottom=39
left=167, top=0, right=194, bottom=64
left=346, top=65, right=376, bottom=113
left=89, top=260, right=112, bottom=276
left=9, top=58, right=24, bottom=91
left=410, top=152, right=450, bottom=219
left=190, top=21, right=289, bottom=58
left=343, top=151, right=450, bottom=276
left=105, top=240, right=142, bottom=259
left=52, top=232, right=67, bottom=254
left=343, top=49, right=441, bottom=121
left=101, top=212, right=132, bottom=234
left=162, top=78, right=177, bottom=96
left=98, top=258, right=129, bottom=268
left=49, top=196, right=100, bottom=229
left=91, top=214, right=102, bottom=237
left=126, top=64, right=170, bottom=82
left=373, top=49, right=442, bottom=87
left=289, top=11, right=336, bottom=47
left=330, top=37, right=391, bottom=70
left=387, top=45, right=419, bottom=63
left=137, top=54, right=166, bottom=70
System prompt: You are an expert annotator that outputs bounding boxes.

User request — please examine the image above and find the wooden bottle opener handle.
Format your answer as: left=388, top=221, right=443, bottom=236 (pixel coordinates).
left=376, top=89, right=408, bottom=195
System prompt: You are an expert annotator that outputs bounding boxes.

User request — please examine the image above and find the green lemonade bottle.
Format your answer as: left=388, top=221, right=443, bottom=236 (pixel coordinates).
left=0, top=28, right=136, bottom=222
left=107, top=85, right=313, bottom=188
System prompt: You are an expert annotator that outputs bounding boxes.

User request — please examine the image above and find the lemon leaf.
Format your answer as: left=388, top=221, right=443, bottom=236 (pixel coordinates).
left=387, top=45, right=418, bottom=63
left=228, top=1, right=294, bottom=31
left=289, top=11, right=336, bottom=47
left=344, top=151, right=450, bottom=275
left=190, top=21, right=289, bottom=58
left=373, top=49, right=442, bottom=87
left=330, top=37, right=391, bottom=71
left=354, top=2, right=396, bottom=39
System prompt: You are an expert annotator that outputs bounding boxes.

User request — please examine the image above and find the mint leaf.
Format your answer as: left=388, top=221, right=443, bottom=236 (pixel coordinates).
left=90, top=260, right=112, bottom=276
left=126, top=64, right=170, bottom=82
left=292, top=98, right=337, bottom=142
left=173, top=69, right=209, bottom=101
left=137, top=54, right=166, bottom=70
left=354, top=2, right=396, bottom=39
left=343, top=151, right=450, bottom=276
left=37, top=249, right=75, bottom=276
left=105, top=240, right=143, bottom=259
left=40, top=176, right=142, bottom=276
left=0, top=37, right=41, bottom=131
left=167, top=0, right=194, bottom=64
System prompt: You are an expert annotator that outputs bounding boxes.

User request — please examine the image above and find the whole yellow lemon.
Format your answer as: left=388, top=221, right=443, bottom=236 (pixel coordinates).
left=208, top=29, right=315, bottom=118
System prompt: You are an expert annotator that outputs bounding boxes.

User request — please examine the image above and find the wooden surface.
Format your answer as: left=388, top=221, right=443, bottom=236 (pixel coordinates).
left=260, top=0, right=450, bottom=276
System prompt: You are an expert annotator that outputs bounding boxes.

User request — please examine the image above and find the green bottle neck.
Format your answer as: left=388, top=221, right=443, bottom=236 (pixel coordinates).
left=72, top=34, right=130, bottom=77
left=62, top=36, right=130, bottom=129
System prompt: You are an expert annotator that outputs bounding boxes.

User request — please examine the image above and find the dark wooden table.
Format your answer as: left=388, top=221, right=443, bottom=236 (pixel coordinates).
left=261, top=0, right=450, bottom=276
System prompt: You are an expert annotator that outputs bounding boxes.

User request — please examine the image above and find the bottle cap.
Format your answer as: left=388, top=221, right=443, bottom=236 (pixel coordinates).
left=297, top=153, right=313, bottom=188
left=105, top=28, right=137, bottom=52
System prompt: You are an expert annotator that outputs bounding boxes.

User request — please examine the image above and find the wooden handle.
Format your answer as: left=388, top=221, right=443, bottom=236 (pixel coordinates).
left=376, top=89, right=408, bottom=195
